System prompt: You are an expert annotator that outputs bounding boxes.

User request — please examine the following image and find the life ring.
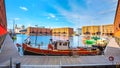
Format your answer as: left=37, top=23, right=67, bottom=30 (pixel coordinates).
left=109, top=56, right=114, bottom=61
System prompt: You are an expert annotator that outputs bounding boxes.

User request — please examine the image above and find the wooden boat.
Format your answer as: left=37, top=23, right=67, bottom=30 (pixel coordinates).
left=17, top=40, right=100, bottom=56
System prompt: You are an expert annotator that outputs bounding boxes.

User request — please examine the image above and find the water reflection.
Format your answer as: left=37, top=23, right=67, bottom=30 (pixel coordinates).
left=14, top=34, right=85, bottom=49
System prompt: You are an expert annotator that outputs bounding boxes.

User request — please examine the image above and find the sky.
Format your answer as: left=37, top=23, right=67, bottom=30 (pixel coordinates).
left=5, top=0, right=118, bottom=30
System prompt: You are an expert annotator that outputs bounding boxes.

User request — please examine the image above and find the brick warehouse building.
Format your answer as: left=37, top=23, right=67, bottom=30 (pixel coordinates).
left=26, top=27, right=52, bottom=35
left=0, top=0, right=7, bottom=50
left=26, top=27, right=73, bottom=37
left=82, top=24, right=114, bottom=36
left=52, top=27, right=73, bottom=37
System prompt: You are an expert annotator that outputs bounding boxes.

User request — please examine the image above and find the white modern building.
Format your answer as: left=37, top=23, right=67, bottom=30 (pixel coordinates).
left=14, top=24, right=25, bottom=34
left=76, top=28, right=82, bottom=35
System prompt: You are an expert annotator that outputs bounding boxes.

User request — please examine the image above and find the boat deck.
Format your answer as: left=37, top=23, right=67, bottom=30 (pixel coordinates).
left=0, top=34, right=120, bottom=68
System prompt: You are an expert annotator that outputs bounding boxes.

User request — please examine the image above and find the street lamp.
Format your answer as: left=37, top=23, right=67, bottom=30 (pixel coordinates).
left=13, top=19, right=15, bottom=35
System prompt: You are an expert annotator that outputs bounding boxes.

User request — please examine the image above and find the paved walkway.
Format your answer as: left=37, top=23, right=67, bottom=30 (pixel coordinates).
left=104, top=37, right=120, bottom=56
left=104, top=37, right=120, bottom=64
left=0, top=34, right=20, bottom=65
left=0, top=34, right=120, bottom=68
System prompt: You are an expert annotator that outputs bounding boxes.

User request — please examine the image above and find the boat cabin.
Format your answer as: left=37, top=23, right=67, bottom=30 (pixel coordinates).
left=48, top=40, right=70, bottom=50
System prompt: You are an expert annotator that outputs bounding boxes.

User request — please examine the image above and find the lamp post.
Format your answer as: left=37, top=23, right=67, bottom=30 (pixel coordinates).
left=13, top=18, right=19, bottom=35
left=13, top=19, right=15, bottom=35
left=35, top=25, right=38, bottom=46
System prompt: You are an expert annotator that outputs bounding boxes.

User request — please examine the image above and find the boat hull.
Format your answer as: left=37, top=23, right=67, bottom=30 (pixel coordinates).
left=22, top=43, right=99, bottom=56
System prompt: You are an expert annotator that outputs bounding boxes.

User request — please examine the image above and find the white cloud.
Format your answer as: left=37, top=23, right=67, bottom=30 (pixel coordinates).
left=48, top=13, right=59, bottom=20
left=112, top=0, right=118, bottom=3
left=98, top=0, right=118, bottom=15
left=20, top=6, right=28, bottom=11
left=49, top=13, right=56, bottom=18
left=52, top=1, right=95, bottom=27
left=45, top=0, right=116, bottom=27
left=99, top=8, right=116, bottom=15
left=55, top=7, right=90, bottom=27
left=14, top=18, right=20, bottom=20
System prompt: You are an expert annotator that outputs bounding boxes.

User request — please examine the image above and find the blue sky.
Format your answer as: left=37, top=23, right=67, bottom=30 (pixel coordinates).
left=5, top=0, right=118, bottom=29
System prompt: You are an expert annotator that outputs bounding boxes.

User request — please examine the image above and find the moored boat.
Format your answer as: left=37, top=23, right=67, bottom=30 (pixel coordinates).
left=18, top=39, right=100, bottom=56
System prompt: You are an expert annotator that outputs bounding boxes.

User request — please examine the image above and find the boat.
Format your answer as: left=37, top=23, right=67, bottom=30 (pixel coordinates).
left=91, top=36, right=100, bottom=40
left=17, top=39, right=100, bottom=56
left=85, top=39, right=96, bottom=45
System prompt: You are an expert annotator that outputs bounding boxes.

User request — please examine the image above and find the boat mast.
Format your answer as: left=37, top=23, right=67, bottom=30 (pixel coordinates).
left=13, top=19, right=15, bottom=36
left=35, top=25, right=38, bottom=46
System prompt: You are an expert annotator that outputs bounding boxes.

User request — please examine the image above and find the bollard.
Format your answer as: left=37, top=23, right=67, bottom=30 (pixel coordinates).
left=18, top=47, right=20, bottom=52
left=15, top=62, right=21, bottom=68
left=10, top=57, right=12, bottom=68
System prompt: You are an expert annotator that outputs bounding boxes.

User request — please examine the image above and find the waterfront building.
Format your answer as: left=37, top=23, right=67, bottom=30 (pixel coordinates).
left=52, top=27, right=73, bottom=37
left=76, top=28, right=82, bottom=35
left=14, top=24, right=25, bottom=34
left=82, top=25, right=100, bottom=35
left=26, top=27, right=51, bottom=35
left=0, top=0, right=7, bottom=49
left=82, top=24, right=114, bottom=36
left=114, top=0, right=120, bottom=46
left=102, top=24, right=114, bottom=35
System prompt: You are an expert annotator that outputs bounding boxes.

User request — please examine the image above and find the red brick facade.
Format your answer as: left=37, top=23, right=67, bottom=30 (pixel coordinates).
left=114, top=0, right=120, bottom=46
left=27, top=27, right=52, bottom=35
left=0, top=0, right=7, bottom=30
left=0, top=0, right=7, bottom=49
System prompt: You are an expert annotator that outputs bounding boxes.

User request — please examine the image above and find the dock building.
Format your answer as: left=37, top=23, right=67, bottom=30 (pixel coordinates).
left=26, top=27, right=52, bottom=35
left=82, top=24, right=114, bottom=36
left=52, top=27, right=73, bottom=37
